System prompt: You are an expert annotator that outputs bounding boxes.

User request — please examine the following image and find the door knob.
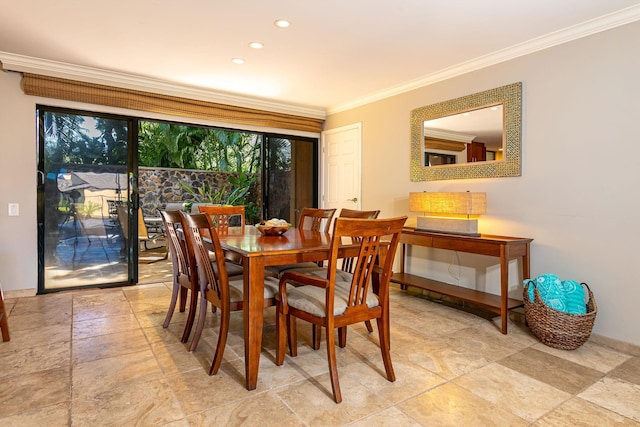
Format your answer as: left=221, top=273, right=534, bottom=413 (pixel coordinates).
left=346, top=197, right=358, bottom=202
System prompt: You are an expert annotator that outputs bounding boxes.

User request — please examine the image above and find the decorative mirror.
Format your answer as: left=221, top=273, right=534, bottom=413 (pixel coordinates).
left=410, top=82, right=522, bottom=181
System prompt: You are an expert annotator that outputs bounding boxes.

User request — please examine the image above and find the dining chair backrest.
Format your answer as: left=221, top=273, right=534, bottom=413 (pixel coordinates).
left=165, top=202, right=210, bottom=214
left=338, top=208, right=380, bottom=273
left=338, top=208, right=380, bottom=220
left=184, top=213, right=230, bottom=306
left=160, top=210, right=198, bottom=342
left=326, top=216, right=406, bottom=310
left=161, top=210, right=193, bottom=285
left=298, top=207, right=336, bottom=232
left=198, top=205, right=245, bottom=233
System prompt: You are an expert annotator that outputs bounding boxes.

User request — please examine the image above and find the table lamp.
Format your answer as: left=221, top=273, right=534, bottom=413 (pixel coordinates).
left=409, top=191, right=486, bottom=236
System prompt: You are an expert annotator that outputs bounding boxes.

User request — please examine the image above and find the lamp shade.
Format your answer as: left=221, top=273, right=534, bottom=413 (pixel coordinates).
left=409, top=192, right=486, bottom=215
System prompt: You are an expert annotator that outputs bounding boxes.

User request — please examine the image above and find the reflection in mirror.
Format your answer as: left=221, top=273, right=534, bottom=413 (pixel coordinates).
left=423, top=104, right=503, bottom=166
left=410, top=82, right=522, bottom=181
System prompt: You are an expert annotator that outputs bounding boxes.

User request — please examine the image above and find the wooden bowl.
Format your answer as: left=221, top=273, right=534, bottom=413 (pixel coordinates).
left=255, top=223, right=291, bottom=236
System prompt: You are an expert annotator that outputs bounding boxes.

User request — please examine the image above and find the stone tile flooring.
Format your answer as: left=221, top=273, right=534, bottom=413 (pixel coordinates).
left=1, top=280, right=639, bottom=426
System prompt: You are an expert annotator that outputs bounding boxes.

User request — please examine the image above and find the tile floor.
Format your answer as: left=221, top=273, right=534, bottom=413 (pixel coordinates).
left=1, top=277, right=639, bottom=426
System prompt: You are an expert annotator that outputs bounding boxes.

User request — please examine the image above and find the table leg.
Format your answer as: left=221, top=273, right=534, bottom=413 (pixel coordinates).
left=399, top=243, right=407, bottom=290
left=500, top=245, right=508, bottom=334
left=522, top=243, right=531, bottom=279
left=243, top=256, right=265, bottom=390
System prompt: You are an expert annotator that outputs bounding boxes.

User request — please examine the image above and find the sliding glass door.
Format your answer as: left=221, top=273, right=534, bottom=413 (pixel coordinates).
left=36, top=111, right=318, bottom=293
left=263, top=136, right=317, bottom=225
left=37, top=107, right=136, bottom=292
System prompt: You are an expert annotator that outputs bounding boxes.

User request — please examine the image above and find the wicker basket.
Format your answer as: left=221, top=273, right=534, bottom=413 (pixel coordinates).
left=523, top=280, right=597, bottom=350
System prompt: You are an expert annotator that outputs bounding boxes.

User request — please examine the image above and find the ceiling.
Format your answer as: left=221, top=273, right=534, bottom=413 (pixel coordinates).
left=1, top=1, right=639, bottom=116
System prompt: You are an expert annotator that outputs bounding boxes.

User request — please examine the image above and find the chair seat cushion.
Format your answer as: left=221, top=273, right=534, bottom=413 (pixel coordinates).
left=209, top=251, right=244, bottom=277
left=285, top=280, right=379, bottom=317
left=228, top=276, right=280, bottom=304
left=266, top=262, right=320, bottom=275
left=284, top=266, right=353, bottom=282
left=224, top=262, right=244, bottom=277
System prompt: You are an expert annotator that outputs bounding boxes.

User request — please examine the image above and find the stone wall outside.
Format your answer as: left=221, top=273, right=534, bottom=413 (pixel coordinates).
left=138, top=167, right=262, bottom=222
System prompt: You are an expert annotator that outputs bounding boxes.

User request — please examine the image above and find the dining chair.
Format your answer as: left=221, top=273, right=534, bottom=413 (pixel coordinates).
left=265, top=207, right=337, bottom=276
left=184, top=213, right=281, bottom=374
left=160, top=210, right=199, bottom=343
left=286, top=208, right=380, bottom=279
left=198, top=205, right=245, bottom=232
left=197, top=205, right=246, bottom=276
left=278, top=208, right=381, bottom=348
left=275, top=216, right=407, bottom=403
left=0, top=280, right=10, bottom=342
left=198, top=205, right=246, bottom=272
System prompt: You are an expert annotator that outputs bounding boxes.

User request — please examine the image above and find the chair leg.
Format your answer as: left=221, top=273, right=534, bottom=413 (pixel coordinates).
left=325, top=325, right=342, bottom=403
left=0, top=294, right=9, bottom=342
left=189, top=295, right=208, bottom=352
left=364, top=320, right=374, bottom=333
left=376, top=317, right=395, bottom=382
left=275, top=303, right=286, bottom=366
left=181, top=286, right=199, bottom=343
left=287, top=314, right=297, bottom=357
left=178, top=286, right=188, bottom=312
left=312, top=324, right=321, bottom=350
left=163, top=278, right=180, bottom=328
left=337, top=326, right=347, bottom=348
left=209, top=305, right=229, bottom=375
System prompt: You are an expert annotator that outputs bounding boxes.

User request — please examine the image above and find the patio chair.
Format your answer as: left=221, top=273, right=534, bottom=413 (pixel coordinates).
left=116, top=205, right=167, bottom=261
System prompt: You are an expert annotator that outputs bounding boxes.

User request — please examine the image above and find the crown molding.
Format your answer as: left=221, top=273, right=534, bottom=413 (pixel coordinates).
left=2, top=4, right=639, bottom=119
left=424, top=128, right=476, bottom=143
left=0, top=52, right=326, bottom=120
left=327, top=4, right=640, bottom=115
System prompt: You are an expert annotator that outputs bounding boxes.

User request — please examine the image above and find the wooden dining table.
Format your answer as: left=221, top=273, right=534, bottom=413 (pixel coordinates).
left=217, top=225, right=344, bottom=390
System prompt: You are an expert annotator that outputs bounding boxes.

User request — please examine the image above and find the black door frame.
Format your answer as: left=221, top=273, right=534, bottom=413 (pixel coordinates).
left=36, top=105, right=139, bottom=293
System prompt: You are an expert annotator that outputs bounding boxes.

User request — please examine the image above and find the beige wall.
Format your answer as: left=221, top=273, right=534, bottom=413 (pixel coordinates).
left=324, top=21, right=640, bottom=346
left=0, top=21, right=639, bottom=345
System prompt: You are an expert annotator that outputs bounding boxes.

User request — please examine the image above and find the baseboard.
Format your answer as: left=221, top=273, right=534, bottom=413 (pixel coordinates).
left=589, top=333, right=640, bottom=357
left=396, top=283, right=640, bottom=356
left=4, top=288, right=37, bottom=299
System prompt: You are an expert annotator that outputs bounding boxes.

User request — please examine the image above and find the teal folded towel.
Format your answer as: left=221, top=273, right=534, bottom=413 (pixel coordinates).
left=525, top=275, right=586, bottom=315
left=560, top=280, right=586, bottom=315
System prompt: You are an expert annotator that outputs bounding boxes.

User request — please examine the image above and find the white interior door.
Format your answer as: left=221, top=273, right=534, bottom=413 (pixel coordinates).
left=321, top=123, right=362, bottom=215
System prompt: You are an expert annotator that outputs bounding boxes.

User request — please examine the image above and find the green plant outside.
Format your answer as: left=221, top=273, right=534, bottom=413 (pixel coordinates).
left=139, top=122, right=262, bottom=223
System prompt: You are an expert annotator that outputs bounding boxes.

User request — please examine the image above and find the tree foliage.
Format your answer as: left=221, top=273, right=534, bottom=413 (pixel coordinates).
left=44, top=112, right=127, bottom=166
left=138, top=122, right=261, bottom=175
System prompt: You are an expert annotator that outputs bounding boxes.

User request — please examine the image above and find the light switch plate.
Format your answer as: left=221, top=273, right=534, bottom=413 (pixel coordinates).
left=8, top=203, right=19, bottom=216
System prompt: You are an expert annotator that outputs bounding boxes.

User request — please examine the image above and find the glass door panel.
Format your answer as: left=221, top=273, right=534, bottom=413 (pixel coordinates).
left=264, top=136, right=317, bottom=225
left=37, top=108, right=135, bottom=292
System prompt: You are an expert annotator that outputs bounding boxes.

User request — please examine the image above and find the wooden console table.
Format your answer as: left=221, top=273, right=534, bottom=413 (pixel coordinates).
left=391, top=228, right=533, bottom=334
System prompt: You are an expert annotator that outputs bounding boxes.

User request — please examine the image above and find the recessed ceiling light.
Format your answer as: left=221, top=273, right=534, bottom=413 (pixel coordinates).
left=248, top=42, right=263, bottom=49
left=232, top=58, right=245, bottom=64
left=274, top=19, right=290, bottom=28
